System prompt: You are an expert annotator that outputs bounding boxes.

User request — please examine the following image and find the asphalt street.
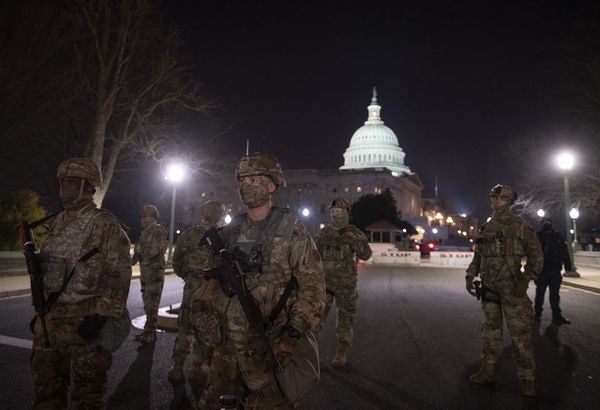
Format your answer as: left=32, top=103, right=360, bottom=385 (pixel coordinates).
left=1, top=266, right=599, bottom=410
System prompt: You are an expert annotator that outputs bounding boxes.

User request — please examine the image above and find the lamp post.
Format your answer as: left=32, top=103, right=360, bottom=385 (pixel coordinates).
left=556, top=151, right=579, bottom=277
left=569, top=207, right=580, bottom=250
left=536, top=209, right=545, bottom=218
left=164, top=162, right=186, bottom=265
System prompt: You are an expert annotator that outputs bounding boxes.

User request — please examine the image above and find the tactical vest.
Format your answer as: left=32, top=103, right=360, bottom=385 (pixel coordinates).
left=225, top=207, right=296, bottom=316
left=138, top=222, right=167, bottom=269
left=40, top=207, right=108, bottom=304
left=476, top=215, right=527, bottom=276
left=317, top=226, right=355, bottom=261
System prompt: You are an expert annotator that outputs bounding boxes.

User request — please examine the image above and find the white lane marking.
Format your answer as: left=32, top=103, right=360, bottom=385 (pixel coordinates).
left=0, top=335, right=32, bottom=349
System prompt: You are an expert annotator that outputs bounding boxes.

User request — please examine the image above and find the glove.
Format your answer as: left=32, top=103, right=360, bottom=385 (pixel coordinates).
left=512, top=279, right=530, bottom=297
left=465, top=276, right=477, bottom=296
left=78, top=315, right=108, bottom=340
left=274, top=326, right=301, bottom=366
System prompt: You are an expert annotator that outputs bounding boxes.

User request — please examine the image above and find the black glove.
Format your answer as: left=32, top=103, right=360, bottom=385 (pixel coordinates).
left=78, top=315, right=108, bottom=340
left=466, top=276, right=477, bottom=296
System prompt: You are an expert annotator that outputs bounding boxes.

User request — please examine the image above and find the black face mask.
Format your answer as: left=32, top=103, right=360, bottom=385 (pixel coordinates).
left=540, top=223, right=553, bottom=233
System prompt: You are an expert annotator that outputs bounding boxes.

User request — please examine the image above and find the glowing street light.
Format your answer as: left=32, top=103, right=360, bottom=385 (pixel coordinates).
left=536, top=209, right=545, bottom=218
left=556, top=150, right=579, bottom=277
left=164, top=161, right=187, bottom=265
left=432, top=228, right=438, bottom=234
left=570, top=208, right=580, bottom=248
left=301, top=208, right=310, bottom=217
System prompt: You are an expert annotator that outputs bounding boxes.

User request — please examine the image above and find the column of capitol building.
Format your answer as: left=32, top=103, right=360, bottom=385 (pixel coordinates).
left=181, top=87, right=423, bottom=235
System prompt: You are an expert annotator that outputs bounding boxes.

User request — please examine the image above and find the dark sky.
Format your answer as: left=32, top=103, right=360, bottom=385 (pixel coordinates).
left=162, top=0, right=593, bottom=220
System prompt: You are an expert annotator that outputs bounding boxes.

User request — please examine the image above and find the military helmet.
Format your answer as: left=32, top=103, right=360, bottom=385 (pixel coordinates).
left=57, top=158, right=102, bottom=188
left=329, top=197, right=351, bottom=212
left=141, top=205, right=159, bottom=219
left=489, top=184, right=517, bottom=204
left=200, top=200, right=225, bottom=224
left=235, top=152, right=287, bottom=188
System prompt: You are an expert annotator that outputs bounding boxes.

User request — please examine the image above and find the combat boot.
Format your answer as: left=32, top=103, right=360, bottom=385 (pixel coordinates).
left=168, top=363, right=185, bottom=385
left=331, top=342, right=349, bottom=368
left=520, top=379, right=536, bottom=397
left=469, top=362, right=496, bottom=385
left=135, top=329, right=157, bottom=344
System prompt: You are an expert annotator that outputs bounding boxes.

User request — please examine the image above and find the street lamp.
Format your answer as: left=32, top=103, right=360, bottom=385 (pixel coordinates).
left=569, top=207, right=580, bottom=250
left=537, top=209, right=545, bottom=218
left=164, top=162, right=187, bottom=265
left=556, top=151, right=579, bottom=277
left=301, top=207, right=310, bottom=217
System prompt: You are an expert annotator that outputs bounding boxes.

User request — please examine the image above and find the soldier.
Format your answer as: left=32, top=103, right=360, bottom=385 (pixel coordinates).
left=534, top=217, right=572, bottom=325
left=132, top=205, right=168, bottom=343
left=195, top=152, right=325, bottom=409
left=466, top=184, right=543, bottom=397
left=31, top=158, right=132, bottom=409
left=168, top=200, right=225, bottom=385
left=314, top=198, right=372, bottom=368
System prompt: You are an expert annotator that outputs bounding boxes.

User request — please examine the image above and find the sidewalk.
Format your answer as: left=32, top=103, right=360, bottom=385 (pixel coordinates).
left=0, top=265, right=174, bottom=298
left=561, top=265, right=600, bottom=294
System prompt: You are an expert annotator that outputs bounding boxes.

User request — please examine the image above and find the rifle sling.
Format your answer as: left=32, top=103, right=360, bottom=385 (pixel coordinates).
left=268, top=276, right=298, bottom=323
left=45, top=247, right=100, bottom=313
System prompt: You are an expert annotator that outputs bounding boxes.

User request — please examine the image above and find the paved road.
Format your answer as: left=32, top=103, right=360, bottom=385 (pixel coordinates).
left=1, top=266, right=599, bottom=409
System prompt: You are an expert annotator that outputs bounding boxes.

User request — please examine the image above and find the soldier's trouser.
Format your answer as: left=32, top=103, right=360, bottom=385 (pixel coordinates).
left=172, top=277, right=208, bottom=366
left=534, top=271, right=562, bottom=319
left=140, top=268, right=165, bottom=331
left=480, top=278, right=535, bottom=381
left=323, top=283, right=358, bottom=345
left=31, top=316, right=113, bottom=409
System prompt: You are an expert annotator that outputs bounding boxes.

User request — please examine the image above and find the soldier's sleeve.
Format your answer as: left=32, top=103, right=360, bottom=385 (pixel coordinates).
left=87, top=213, right=132, bottom=318
left=345, top=227, right=372, bottom=261
left=522, top=224, right=543, bottom=281
left=466, top=251, right=481, bottom=277
left=288, top=220, right=326, bottom=334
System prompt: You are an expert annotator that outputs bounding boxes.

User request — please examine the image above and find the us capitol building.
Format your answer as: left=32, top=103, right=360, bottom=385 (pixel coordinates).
left=183, top=88, right=423, bottom=234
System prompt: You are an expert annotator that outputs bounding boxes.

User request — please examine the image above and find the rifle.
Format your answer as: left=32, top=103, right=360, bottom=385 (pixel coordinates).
left=18, top=212, right=58, bottom=347
left=201, top=227, right=284, bottom=373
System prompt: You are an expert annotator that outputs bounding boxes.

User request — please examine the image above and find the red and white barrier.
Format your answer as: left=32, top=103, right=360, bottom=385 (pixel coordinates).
left=430, top=251, right=475, bottom=267
left=369, top=251, right=421, bottom=265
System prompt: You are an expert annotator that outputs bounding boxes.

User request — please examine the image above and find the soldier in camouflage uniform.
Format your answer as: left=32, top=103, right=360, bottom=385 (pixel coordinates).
left=31, top=158, right=132, bottom=409
left=168, top=200, right=225, bottom=385
left=194, top=152, right=325, bottom=409
left=314, top=198, right=372, bottom=368
left=466, top=184, right=543, bottom=397
left=132, top=205, right=168, bottom=343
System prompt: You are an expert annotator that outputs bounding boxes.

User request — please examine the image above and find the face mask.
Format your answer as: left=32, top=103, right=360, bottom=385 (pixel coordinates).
left=141, top=216, right=154, bottom=227
left=59, top=177, right=92, bottom=210
left=332, top=213, right=349, bottom=228
left=239, top=183, right=270, bottom=208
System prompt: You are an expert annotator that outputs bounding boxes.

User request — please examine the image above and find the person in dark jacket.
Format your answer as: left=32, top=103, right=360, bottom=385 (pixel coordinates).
left=535, top=217, right=572, bottom=325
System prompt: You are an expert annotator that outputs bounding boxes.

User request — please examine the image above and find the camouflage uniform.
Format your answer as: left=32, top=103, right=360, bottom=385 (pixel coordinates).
left=466, top=185, right=543, bottom=397
left=168, top=201, right=225, bottom=385
left=31, top=158, right=132, bottom=409
left=195, top=153, right=325, bottom=409
left=314, top=198, right=372, bottom=367
left=132, top=205, right=167, bottom=342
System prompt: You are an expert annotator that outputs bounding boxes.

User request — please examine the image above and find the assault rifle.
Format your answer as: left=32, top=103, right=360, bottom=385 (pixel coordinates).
left=18, top=213, right=58, bottom=347
left=201, top=227, right=283, bottom=372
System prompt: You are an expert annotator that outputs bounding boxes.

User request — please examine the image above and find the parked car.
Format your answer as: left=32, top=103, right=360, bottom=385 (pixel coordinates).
left=417, top=240, right=439, bottom=257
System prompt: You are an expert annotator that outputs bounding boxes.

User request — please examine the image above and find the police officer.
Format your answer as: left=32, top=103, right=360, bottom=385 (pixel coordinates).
left=535, top=217, right=572, bottom=325
left=314, top=198, right=372, bottom=368
left=31, top=158, right=132, bottom=408
left=132, top=205, right=168, bottom=343
left=168, top=200, right=225, bottom=385
left=466, top=184, right=543, bottom=397
left=195, top=152, right=325, bottom=409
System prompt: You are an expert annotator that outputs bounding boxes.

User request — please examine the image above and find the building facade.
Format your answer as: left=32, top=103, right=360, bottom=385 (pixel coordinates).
left=183, top=88, right=424, bottom=234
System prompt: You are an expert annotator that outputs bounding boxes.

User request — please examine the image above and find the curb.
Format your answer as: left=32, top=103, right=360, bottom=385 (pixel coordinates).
left=562, top=280, right=600, bottom=294
left=0, top=289, right=31, bottom=299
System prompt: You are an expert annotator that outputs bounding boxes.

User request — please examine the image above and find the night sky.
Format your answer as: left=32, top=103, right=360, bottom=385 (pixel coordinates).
left=162, top=0, right=594, bottom=220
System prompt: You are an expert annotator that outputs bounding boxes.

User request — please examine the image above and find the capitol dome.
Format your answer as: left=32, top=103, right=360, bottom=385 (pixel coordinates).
left=340, top=88, right=411, bottom=175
